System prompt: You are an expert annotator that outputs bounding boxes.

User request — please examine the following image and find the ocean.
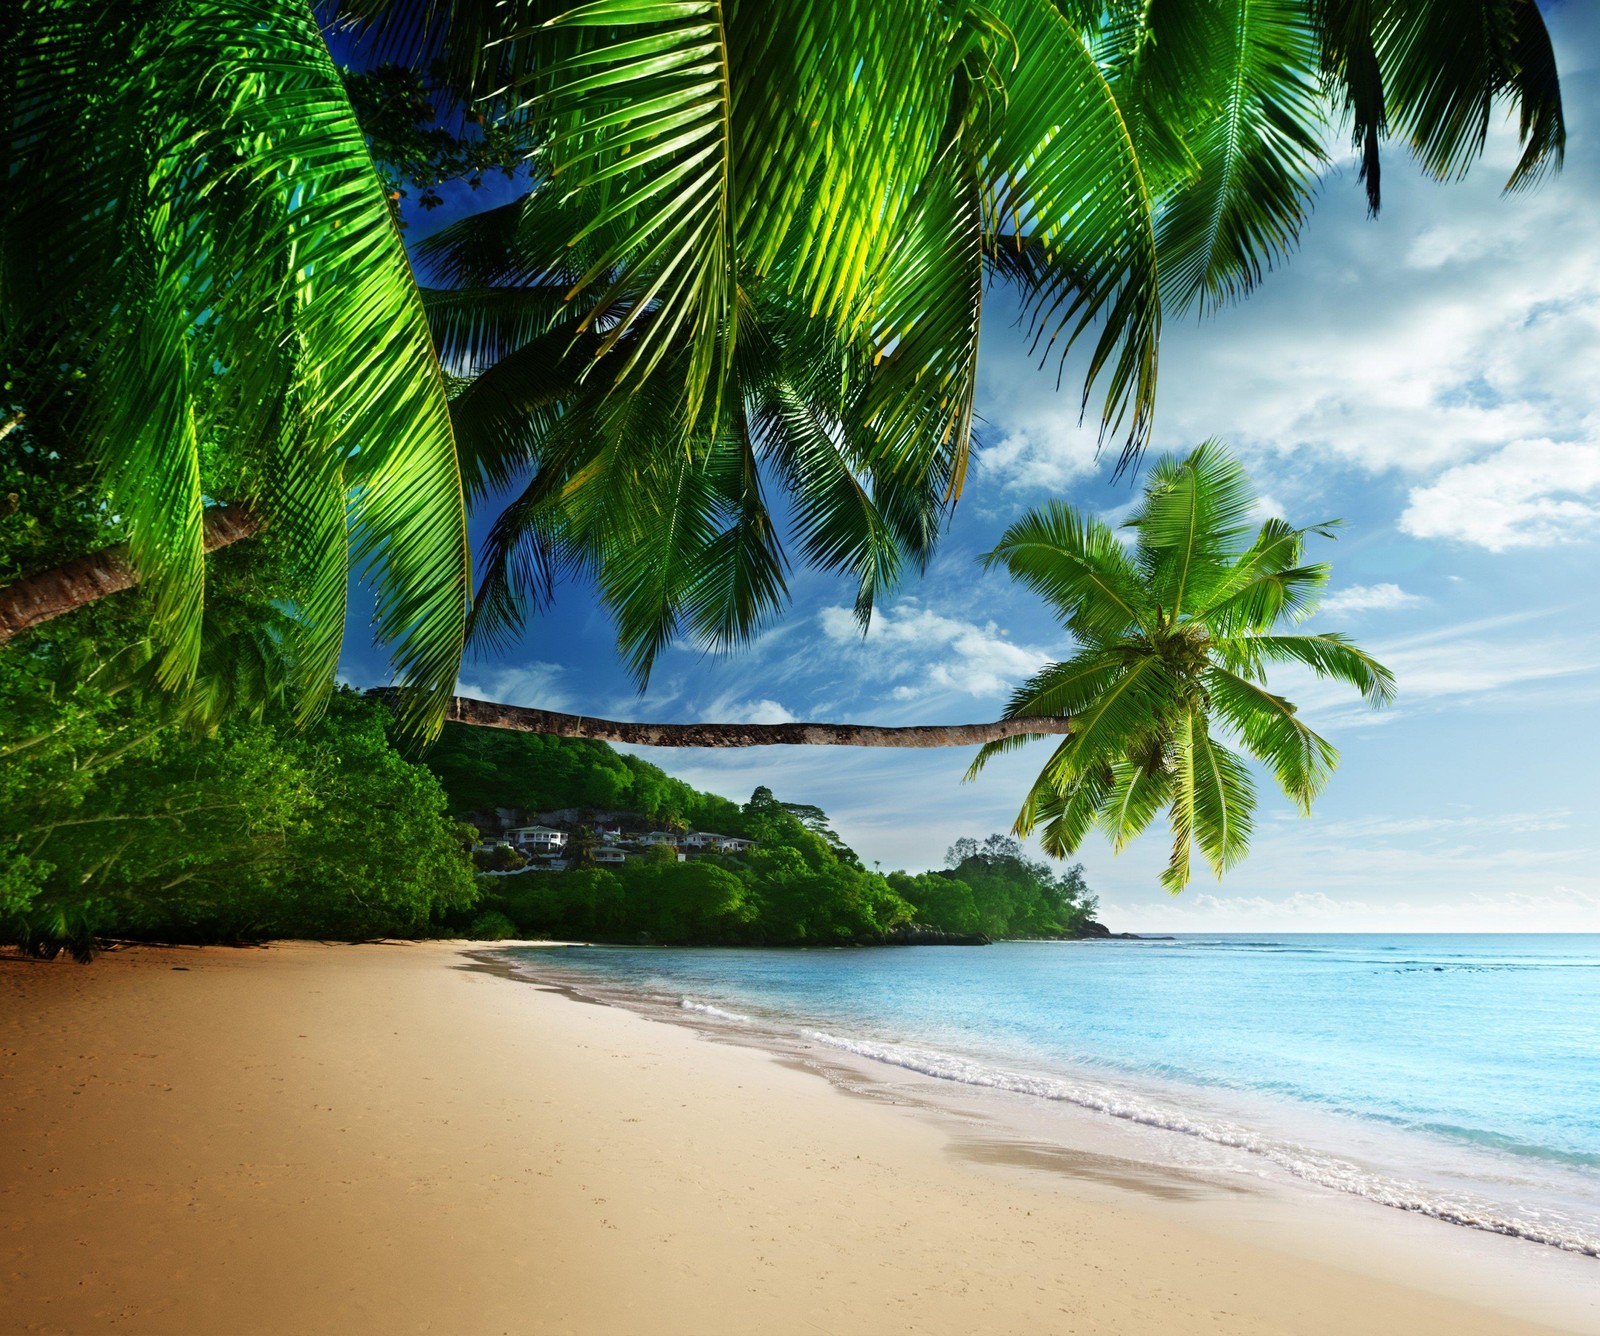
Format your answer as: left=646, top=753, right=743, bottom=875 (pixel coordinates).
left=499, top=934, right=1600, bottom=1257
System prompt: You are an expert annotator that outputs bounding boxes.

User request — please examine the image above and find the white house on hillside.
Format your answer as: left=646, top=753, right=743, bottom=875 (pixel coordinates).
left=593, top=847, right=627, bottom=865
left=507, top=825, right=567, bottom=853
left=681, top=831, right=755, bottom=853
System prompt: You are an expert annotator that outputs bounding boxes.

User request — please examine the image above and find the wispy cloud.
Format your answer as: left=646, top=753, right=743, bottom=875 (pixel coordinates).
left=1318, top=582, right=1423, bottom=616
left=456, top=662, right=572, bottom=712
left=818, top=601, right=1053, bottom=700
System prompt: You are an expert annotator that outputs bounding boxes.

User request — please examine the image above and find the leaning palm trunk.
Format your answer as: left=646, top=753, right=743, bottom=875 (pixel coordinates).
left=0, top=507, right=261, bottom=645
left=447, top=695, right=1070, bottom=748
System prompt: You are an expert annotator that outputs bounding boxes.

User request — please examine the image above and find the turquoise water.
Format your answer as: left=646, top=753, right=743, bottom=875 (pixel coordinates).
left=502, top=935, right=1600, bottom=1254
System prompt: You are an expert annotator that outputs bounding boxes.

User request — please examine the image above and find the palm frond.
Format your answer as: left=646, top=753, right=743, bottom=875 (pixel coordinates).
left=984, top=0, right=1163, bottom=462
left=518, top=0, right=736, bottom=430
left=1197, top=516, right=1335, bottom=632
left=1127, top=439, right=1257, bottom=618
left=1205, top=666, right=1337, bottom=812
left=1188, top=714, right=1255, bottom=878
left=983, top=500, right=1152, bottom=644
left=1234, top=631, right=1398, bottom=705
left=1379, top=0, right=1565, bottom=194
left=1033, top=654, right=1174, bottom=789
left=1030, top=759, right=1116, bottom=857
left=1136, top=0, right=1326, bottom=313
left=1097, top=754, right=1172, bottom=851
left=4, top=0, right=472, bottom=736
left=1312, top=0, right=1388, bottom=212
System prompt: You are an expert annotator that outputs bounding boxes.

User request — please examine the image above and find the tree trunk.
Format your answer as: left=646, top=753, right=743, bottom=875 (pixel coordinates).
left=0, top=505, right=260, bottom=645
left=447, top=694, right=1070, bottom=748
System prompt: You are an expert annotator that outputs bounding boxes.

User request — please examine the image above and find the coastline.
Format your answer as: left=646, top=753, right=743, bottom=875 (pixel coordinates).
left=3, top=941, right=1595, bottom=1335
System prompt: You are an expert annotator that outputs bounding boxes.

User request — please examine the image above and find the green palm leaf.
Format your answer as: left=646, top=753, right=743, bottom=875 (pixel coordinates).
left=1380, top=0, right=1565, bottom=193
left=1197, top=516, right=1335, bottom=633
left=4, top=0, right=471, bottom=735
left=518, top=0, right=736, bottom=430
left=983, top=502, right=1152, bottom=644
left=984, top=0, right=1163, bottom=459
left=1098, top=754, right=1173, bottom=852
left=1128, top=439, right=1257, bottom=618
left=972, top=441, right=1391, bottom=891
left=1031, top=759, right=1117, bottom=859
left=1135, top=0, right=1327, bottom=312
left=1205, top=666, right=1336, bottom=812
left=1188, top=714, right=1256, bottom=878
left=1231, top=631, right=1398, bottom=705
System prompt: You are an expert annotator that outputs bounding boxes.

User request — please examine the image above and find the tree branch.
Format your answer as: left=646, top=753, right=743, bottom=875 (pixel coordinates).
left=446, top=694, right=1071, bottom=748
left=0, top=504, right=261, bottom=644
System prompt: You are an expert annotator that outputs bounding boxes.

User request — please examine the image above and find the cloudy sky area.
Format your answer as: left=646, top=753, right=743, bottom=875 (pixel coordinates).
left=360, top=4, right=1600, bottom=932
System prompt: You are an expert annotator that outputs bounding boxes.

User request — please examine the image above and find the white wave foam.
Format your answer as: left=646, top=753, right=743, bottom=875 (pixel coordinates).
left=681, top=999, right=753, bottom=1024
left=798, top=1028, right=1600, bottom=1257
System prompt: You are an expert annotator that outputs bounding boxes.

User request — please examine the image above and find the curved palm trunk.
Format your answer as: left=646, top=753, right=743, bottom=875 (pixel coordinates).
left=448, top=695, right=1069, bottom=747
left=0, top=505, right=261, bottom=645
left=1, top=525, right=1072, bottom=748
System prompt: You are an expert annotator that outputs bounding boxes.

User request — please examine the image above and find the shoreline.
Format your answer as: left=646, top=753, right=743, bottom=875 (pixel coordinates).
left=486, top=944, right=1600, bottom=1320
left=4, top=941, right=1596, bottom=1334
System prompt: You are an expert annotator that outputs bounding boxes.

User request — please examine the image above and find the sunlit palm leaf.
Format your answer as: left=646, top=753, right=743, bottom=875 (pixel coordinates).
left=4, top=0, right=472, bottom=735
left=1228, top=631, right=1397, bottom=705
left=985, top=0, right=1162, bottom=460
left=1098, top=755, right=1172, bottom=851
left=1128, top=440, right=1256, bottom=618
left=1188, top=714, right=1255, bottom=877
left=1135, top=0, right=1327, bottom=312
left=983, top=501, right=1152, bottom=645
left=1205, top=666, right=1336, bottom=812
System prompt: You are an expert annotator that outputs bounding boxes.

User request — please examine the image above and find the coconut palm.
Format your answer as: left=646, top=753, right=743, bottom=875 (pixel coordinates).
left=1, top=0, right=1563, bottom=747
left=389, top=0, right=1562, bottom=688
left=970, top=442, right=1396, bottom=891
left=2, top=0, right=472, bottom=735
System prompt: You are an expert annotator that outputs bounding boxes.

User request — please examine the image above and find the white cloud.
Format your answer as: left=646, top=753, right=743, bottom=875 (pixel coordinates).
left=456, top=662, right=572, bottom=712
left=699, top=693, right=798, bottom=725
left=819, top=602, right=1053, bottom=700
left=972, top=3, right=1600, bottom=500
left=1399, top=438, right=1600, bottom=550
left=1318, top=582, right=1423, bottom=616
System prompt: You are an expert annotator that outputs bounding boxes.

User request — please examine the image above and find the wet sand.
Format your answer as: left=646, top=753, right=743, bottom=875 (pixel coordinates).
left=2, top=941, right=1595, bottom=1334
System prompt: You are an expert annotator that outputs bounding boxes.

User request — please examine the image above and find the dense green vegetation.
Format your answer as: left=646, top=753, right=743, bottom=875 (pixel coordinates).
left=457, top=751, right=1101, bottom=945
left=425, top=723, right=746, bottom=833
left=0, top=426, right=475, bottom=954
left=1, top=456, right=1098, bottom=955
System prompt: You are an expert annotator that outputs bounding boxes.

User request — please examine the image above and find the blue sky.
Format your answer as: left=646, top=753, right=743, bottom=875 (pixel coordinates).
left=353, top=4, right=1600, bottom=931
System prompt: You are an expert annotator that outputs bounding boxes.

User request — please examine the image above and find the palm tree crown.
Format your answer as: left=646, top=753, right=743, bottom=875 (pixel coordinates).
left=972, top=443, right=1396, bottom=892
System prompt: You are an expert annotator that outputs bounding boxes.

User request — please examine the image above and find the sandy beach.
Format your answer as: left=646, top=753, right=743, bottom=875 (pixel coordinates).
left=2, top=941, right=1596, bottom=1335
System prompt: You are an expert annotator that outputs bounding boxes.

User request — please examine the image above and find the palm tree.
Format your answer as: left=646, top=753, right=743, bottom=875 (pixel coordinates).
left=392, top=0, right=1563, bottom=687
left=2, top=0, right=1564, bottom=746
left=3, top=0, right=472, bottom=734
left=969, top=442, right=1396, bottom=891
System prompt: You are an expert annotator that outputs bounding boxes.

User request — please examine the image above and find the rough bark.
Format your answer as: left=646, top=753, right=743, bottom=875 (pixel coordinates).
left=0, top=505, right=261, bottom=644
left=447, top=694, right=1071, bottom=748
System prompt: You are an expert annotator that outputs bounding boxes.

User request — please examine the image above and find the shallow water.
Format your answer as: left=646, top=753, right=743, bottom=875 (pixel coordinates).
left=499, top=934, right=1600, bottom=1256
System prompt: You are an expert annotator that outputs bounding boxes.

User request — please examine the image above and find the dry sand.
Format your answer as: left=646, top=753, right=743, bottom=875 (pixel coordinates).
left=2, top=940, right=1596, bottom=1335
